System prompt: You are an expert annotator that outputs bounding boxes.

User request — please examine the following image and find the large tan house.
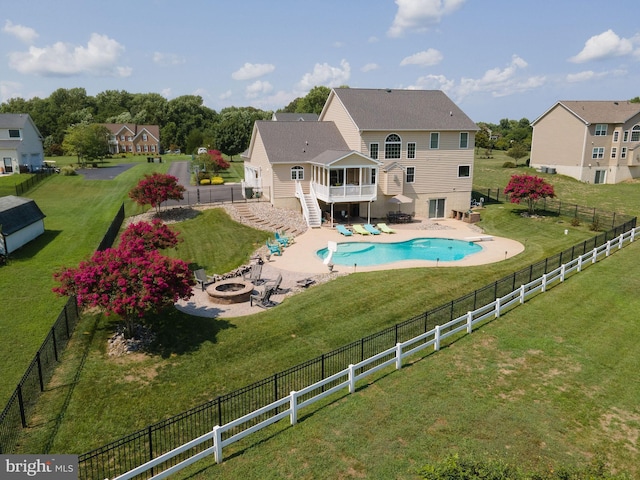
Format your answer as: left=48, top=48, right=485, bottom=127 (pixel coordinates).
left=242, top=88, right=479, bottom=226
left=103, top=123, right=161, bottom=155
left=530, top=101, right=640, bottom=184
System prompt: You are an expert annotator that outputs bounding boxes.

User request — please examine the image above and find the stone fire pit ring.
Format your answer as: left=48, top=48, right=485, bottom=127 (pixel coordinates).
left=206, top=279, right=254, bottom=304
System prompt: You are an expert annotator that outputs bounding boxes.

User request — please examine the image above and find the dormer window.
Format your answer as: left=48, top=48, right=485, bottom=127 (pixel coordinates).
left=594, top=124, right=607, bottom=136
left=9, top=129, right=20, bottom=138
left=384, top=134, right=401, bottom=159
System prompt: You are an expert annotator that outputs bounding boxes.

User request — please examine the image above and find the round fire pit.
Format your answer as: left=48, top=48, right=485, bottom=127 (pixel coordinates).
left=206, top=279, right=254, bottom=304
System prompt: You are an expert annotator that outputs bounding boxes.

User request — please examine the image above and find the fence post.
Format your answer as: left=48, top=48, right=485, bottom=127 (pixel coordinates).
left=213, top=425, right=222, bottom=464
left=618, top=233, right=624, bottom=250
left=606, top=241, right=611, bottom=257
left=289, top=391, right=298, bottom=425
left=541, top=273, right=547, bottom=293
left=148, top=425, right=154, bottom=477
left=17, top=385, right=27, bottom=428
left=577, top=255, right=583, bottom=272
left=560, top=264, right=566, bottom=283
left=519, top=285, right=526, bottom=304
left=495, top=297, right=501, bottom=318
left=52, top=327, right=58, bottom=362
left=592, top=248, right=598, bottom=264
left=466, top=312, right=473, bottom=334
left=395, top=343, right=402, bottom=370
left=434, top=325, right=441, bottom=351
left=348, top=364, right=356, bottom=393
left=36, top=351, right=44, bottom=392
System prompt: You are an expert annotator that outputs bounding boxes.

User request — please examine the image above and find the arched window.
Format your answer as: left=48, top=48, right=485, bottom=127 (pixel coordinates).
left=291, top=165, right=304, bottom=180
left=385, top=134, right=401, bottom=159
left=631, top=125, right=640, bottom=142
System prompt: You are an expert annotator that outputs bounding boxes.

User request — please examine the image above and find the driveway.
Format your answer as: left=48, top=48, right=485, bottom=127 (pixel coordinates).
left=76, top=163, right=136, bottom=180
left=167, top=161, right=244, bottom=205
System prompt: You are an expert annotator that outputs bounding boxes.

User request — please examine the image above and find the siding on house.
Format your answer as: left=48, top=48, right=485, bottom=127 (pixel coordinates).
left=0, top=114, right=45, bottom=173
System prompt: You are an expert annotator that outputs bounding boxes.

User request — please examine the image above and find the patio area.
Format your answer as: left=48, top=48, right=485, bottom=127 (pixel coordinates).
left=175, top=215, right=524, bottom=319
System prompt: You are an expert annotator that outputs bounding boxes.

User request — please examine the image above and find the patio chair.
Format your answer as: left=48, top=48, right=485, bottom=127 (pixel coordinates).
left=274, top=231, right=290, bottom=247
left=242, top=263, right=264, bottom=285
left=377, top=223, right=396, bottom=234
left=336, top=224, right=353, bottom=236
left=250, top=286, right=276, bottom=308
left=264, top=273, right=284, bottom=293
left=266, top=239, right=282, bottom=256
left=352, top=224, right=370, bottom=235
left=364, top=224, right=381, bottom=235
left=194, top=268, right=215, bottom=291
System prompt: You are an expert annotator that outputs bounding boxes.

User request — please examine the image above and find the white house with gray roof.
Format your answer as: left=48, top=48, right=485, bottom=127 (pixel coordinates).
left=530, top=100, right=640, bottom=184
left=242, top=88, right=479, bottom=226
left=0, top=113, right=45, bottom=175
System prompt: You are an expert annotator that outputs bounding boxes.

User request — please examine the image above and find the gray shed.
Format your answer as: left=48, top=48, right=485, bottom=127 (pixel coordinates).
left=0, top=195, right=46, bottom=255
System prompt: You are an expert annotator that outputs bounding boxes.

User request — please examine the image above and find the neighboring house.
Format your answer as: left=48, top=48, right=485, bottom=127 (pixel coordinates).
left=242, top=88, right=478, bottom=226
left=102, top=123, right=161, bottom=155
left=0, top=113, right=45, bottom=174
left=271, top=112, right=319, bottom=122
left=0, top=195, right=46, bottom=255
left=530, top=100, right=640, bottom=184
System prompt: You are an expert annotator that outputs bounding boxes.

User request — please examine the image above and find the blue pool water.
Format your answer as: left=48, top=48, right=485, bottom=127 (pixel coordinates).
left=317, top=238, right=482, bottom=267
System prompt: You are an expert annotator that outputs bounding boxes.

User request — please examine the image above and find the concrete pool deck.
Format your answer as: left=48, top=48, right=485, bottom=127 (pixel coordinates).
left=175, top=217, right=524, bottom=319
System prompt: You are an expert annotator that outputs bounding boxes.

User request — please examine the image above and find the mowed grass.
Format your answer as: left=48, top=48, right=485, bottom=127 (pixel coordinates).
left=9, top=152, right=640, bottom=477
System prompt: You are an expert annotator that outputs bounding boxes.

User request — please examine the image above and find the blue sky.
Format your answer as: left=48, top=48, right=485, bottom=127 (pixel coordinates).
left=1, top=0, right=639, bottom=123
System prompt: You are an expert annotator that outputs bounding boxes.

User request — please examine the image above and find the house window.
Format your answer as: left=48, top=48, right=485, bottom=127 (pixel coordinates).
left=144, top=145, right=148, bottom=152
left=142, top=133, right=148, bottom=141
left=623, top=131, right=629, bottom=142
left=594, top=170, right=606, bottom=184
left=428, top=198, right=445, bottom=218
left=371, top=168, right=376, bottom=185
left=9, top=129, right=20, bottom=138
left=459, top=132, right=469, bottom=148
left=458, top=165, right=471, bottom=177
left=407, top=142, right=416, bottom=159
left=406, top=166, right=415, bottom=183
left=592, top=147, right=604, bottom=159
left=128, top=145, right=132, bottom=152
left=120, top=134, right=125, bottom=141
left=611, top=147, right=617, bottom=159
left=128, top=136, right=133, bottom=141
left=136, top=145, right=141, bottom=152
left=613, top=131, right=619, bottom=142
left=384, top=134, right=401, bottom=159
left=291, top=165, right=304, bottom=180
left=621, top=147, right=627, bottom=159
left=430, top=132, right=439, bottom=149
left=151, top=145, right=156, bottom=152
left=594, top=124, right=607, bottom=136
left=631, top=125, right=640, bottom=142
left=369, top=143, right=378, bottom=159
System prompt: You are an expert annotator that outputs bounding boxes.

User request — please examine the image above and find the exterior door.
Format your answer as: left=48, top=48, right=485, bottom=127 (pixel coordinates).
left=3, top=158, right=12, bottom=173
left=428, top=198, right=445, bottom=218
left=594, top=170, right=606, bottom=184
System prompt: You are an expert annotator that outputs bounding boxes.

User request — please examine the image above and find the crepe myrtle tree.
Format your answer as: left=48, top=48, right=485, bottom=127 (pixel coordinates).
left=53, top=236, right=193, bottom=338
left=119, top=218, right=181, bottom=251
left=129, top=173, right=185, bottom=215
left=504, top=174, right=555, bottom=215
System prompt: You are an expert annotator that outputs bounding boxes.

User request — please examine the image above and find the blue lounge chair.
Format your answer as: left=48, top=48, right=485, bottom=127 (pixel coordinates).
left=274, top=231, right=290, bottom=247
left=336, top=224, right=353, bottom=236
left=266, top=239, right=282, bottom=256
left=364, top=224, right=381, bottom=235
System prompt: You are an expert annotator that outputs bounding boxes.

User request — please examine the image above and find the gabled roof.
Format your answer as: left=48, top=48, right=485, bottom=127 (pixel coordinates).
left=532, top=101, right=640, bottom=126
left=0, top=113, right=44, bottom=139
left=308, top=149, right=379, bottom=167
left=272, top=113, right=319, bottom=122
left=252, top=121, right=350, bottom=164
left=102, top=123, right=160, bottom=141
left=321, top=88, right=479, bottom=131
left=0, top=196, right=46, bottom=235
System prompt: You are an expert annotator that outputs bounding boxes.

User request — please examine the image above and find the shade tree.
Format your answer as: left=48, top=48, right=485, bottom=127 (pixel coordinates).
left=129, top=173, right=186, bottom=214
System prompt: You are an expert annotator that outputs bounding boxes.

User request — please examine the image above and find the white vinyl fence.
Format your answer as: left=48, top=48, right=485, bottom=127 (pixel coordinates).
left=113, top=226, right=640, bottom=480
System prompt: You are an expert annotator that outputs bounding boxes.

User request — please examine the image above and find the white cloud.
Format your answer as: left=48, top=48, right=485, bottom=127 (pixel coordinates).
left=7, top=33, right=131, bottom=77
left=400, top=48, right=443, bottom=67
left=566, top=69, right=626, bottom=83
left=0, top=81, right=24, bottom=102
left=153, top=52, right=185, bottom=66
left=219, top=90, right=232, bottom=100
left=569, top=29, right=635, bottom=63
left=2, top=20, right=38, bottom=44
left=368, top=36, right=379, bottom=43
left=333, top=41, right=344, bottom=48
left=232, top=63, right=275, bottom=81
left=245, top=80, right=273, bottom=98
left=410, top=55, right=545, bottom=102
left=297, top=59, right=351, bottom=91
left=161, top=88, right=172, bottom=98
left=361, top=63, right=380, bottom=72
left=388, top=0, right=466, bottom=37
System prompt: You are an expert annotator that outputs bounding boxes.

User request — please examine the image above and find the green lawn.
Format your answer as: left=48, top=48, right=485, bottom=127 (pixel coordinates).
left=5, top=151, right=640, bottom=478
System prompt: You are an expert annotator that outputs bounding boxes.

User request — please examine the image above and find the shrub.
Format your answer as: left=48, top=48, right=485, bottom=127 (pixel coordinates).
left=60, top=166, right=77, bottom=176
left=211, top=176, right=224, bottom=185
left=200, top=178, right=211, bottom=185
left=502, top=161, right=517, bottom=168
left=571, top=217, right=581, bottom=227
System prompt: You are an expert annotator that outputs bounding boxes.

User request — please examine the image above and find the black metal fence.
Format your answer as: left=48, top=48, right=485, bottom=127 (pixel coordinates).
left=164, top=185, right=270, bottom=207
left=76, top=203, right=637, bottom=480
left=0, top=203, right=126, bottom=455
left=14, top=170, right=55, bottom=196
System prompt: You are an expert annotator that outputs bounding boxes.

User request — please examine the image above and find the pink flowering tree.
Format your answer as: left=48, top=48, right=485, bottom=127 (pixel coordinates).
left=129, top=173, right=185, bottom=215
left=120, top=219, right=181, bottom=251
left=53, top=221, right=194, bottom=338
left=504, top=174, right=555, bottom=214
left=207, top=149, right=230, bottom=175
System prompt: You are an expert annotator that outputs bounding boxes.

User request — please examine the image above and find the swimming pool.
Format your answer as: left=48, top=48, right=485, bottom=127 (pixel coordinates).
left=316, top=238, right=483, bottom=267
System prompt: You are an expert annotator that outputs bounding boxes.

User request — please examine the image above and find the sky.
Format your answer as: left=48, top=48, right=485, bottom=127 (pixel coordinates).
left=1, top=0, right=639, bottom=124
